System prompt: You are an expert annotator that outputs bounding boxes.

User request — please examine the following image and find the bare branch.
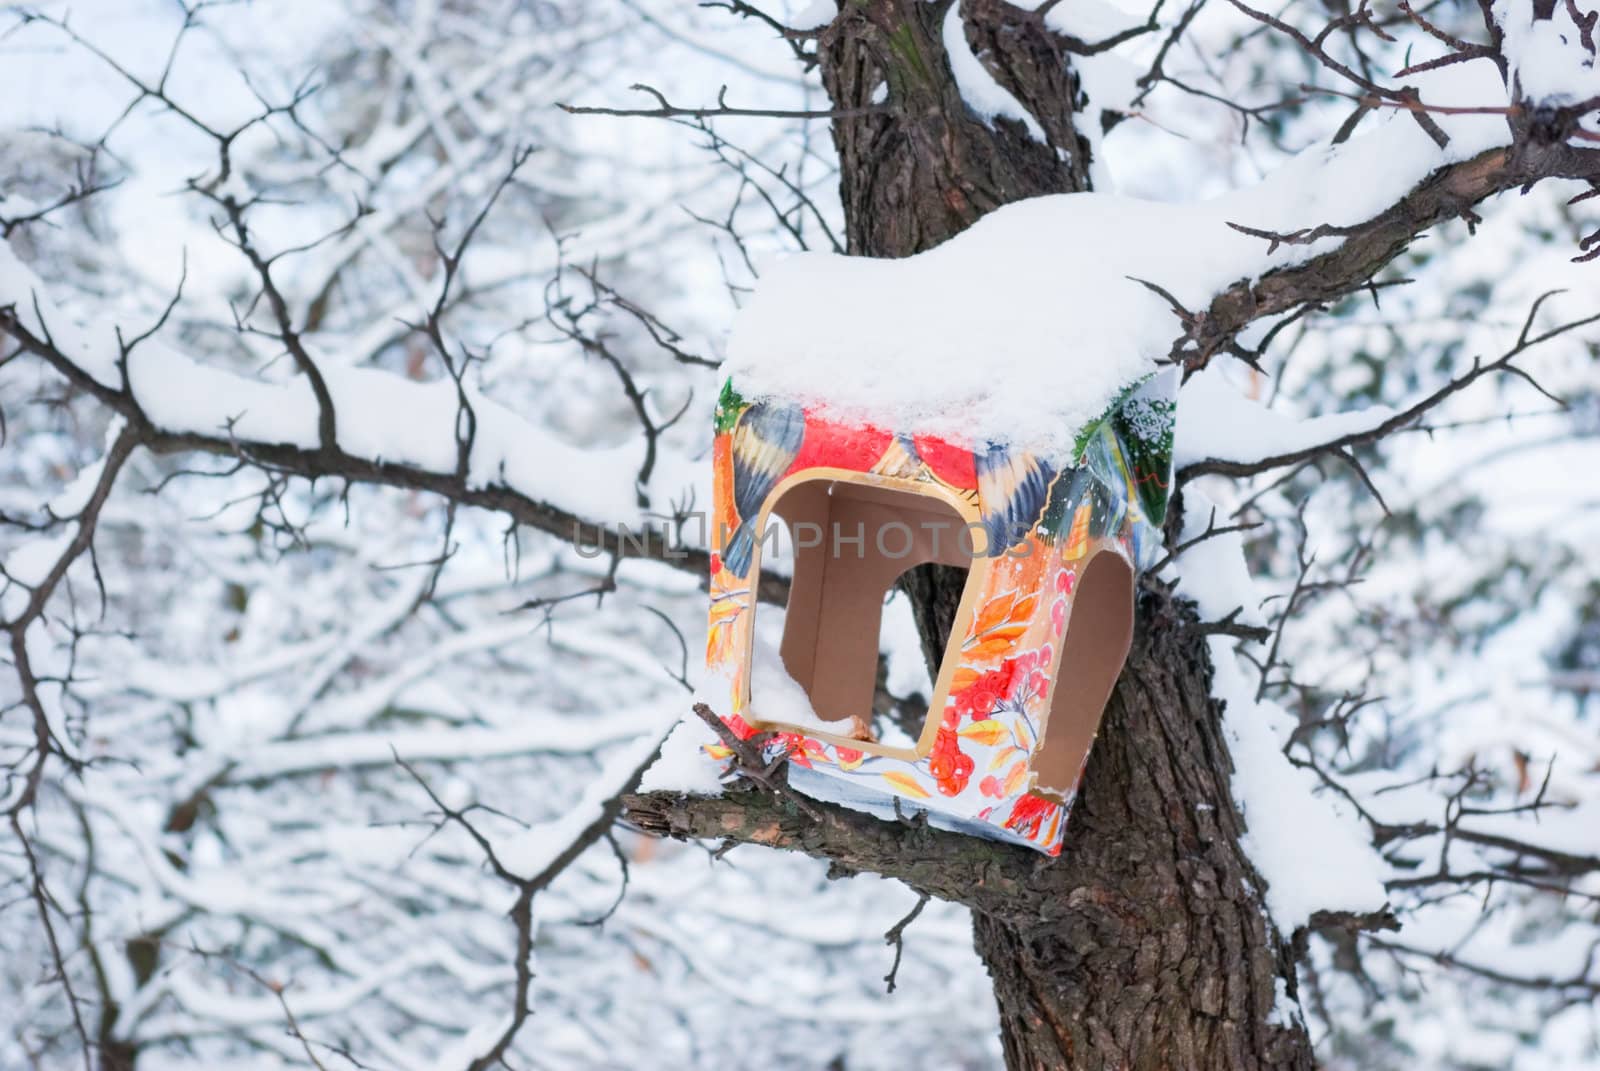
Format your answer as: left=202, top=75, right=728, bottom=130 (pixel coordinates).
left=560, top=82, right=889, bottom=121
left=1182, top=293, right=1593, bottom=479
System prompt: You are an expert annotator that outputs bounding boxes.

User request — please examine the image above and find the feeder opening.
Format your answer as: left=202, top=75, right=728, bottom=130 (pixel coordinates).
left=744, top=474, right=983, bottom=756
left=870, top=567, right=964, bottom=746
left=1032, top=550, right=1135, bottom=795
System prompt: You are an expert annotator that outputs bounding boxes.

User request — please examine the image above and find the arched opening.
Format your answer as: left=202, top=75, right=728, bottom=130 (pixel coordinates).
left=1032, top=550, right=1135, bottom=795
left=742, top=474, right=980, bottom=757
left=870, top=566, right=965, bottom=748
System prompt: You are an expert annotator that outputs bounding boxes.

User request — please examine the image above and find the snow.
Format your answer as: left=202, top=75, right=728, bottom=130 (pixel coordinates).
left=4, top=526, right=71, bottom=588
left=1028, top=0, right=1145, bottom=42
left=787, top=0, right=836, bottom=31
left=880, top=588, right=934, bottom=700
left=1, top=241, right=648, bottom=526
left=1266, top=975, right=1299, bottom=1028
left=724, top=59, right=1509, bottom=456
left=638, top=715, right=727, bottom=795
left=1174, top=365, right=1397, bottom=469
left=236, top=704, right=675, bottom=780
left=492, top=709, right=677, bottom=878
left=46, top=419, right=123, bottom=518
left=1166, top=429, right=1392, bottom=929
left=1208, top=637, right=1389, bottom=931
left=1167, top=488, right=1266, bottom=628
left=749, top=634, right=834, bottom=731
left=943, top=0, right=1141, bottom=186
left=0, top=238, right=123, bottom=387
left=1496, top=1, right=1600, bottom=111
left=943, top=3, right=1047, bottom=143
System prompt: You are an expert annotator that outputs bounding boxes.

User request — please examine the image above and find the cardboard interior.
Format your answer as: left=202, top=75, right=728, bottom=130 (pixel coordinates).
left=767, top=479, right=971, bottom=733
left=1032, top=549, right=1135, bottom=794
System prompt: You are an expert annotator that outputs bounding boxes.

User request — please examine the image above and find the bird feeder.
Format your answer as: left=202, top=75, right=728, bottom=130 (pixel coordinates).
left=704, top=371, right=1177, bottom=856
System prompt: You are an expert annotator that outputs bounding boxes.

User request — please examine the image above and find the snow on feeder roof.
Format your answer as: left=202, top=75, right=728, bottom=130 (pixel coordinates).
left=722, top=196, right=1173, bottom=457
left=706, top=224, right=1181, bottom=853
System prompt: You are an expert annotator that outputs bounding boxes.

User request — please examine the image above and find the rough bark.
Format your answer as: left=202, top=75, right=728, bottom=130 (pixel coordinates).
left=969, top=589, right=1307, bottom=1070
left=819, top=0, right=1088, bottom=256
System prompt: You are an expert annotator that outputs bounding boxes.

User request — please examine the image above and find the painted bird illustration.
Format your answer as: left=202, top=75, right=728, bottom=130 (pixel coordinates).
left=1038, top=465, right=1121, bottom=553
left=975, top=444, right=1055, bottom=556
left=724, top=400, right=806, bottom=578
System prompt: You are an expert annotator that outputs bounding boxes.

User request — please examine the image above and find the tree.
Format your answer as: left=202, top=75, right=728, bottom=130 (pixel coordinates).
left=2, top=1, right=1599, bottom=1069
left=627, top=3, right=1600, bottom=1066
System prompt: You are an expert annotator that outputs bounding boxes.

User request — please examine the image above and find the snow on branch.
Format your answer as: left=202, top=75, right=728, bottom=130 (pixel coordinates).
left=0, top=234, right=720, bottom=579
left=1176, top=291, right=1592, bottom=478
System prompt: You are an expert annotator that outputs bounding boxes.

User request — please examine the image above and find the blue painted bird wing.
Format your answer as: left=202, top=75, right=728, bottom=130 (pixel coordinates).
left=976, top=444, right=1055, bottom=553
left=731, top=401, right=805, bottom=521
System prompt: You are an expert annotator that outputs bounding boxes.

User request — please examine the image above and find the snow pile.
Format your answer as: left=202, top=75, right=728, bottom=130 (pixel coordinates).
left=1, top=532, right=74, bottom=620
left=942, top=4, right=1047, bottom=142
left=638, top=716, right=727, bottom=795
left=1168, top=477, right=1389, bottom=927
left=786, top=0, right=836, bottom=32
left=1167, top=488, right=1266, bottom=628
left=1173, top=365, right=1396, bottom=470
left=493, top=711, right=677, bottom=878
left=1496, top=1, right=1600, bottom=110
left=1208, top=637, right=1389, bottom=931
left=725, top=60, right=1508, bottom=456
left=749, top=635, right=836, bottom=732
left=0, top=240, right=647, bottom=526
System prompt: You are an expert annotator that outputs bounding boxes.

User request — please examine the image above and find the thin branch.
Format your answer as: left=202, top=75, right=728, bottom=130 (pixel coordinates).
left=559, top=83, right=889, bottom=121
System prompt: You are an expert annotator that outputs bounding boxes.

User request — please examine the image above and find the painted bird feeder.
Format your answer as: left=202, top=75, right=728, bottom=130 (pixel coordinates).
left=704, top=371, right=1178, bottom=856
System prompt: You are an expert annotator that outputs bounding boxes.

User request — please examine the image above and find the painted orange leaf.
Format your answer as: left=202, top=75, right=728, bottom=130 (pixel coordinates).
left=881, top=771, right=931, bottom=799
left=949, top=665, right=981, bottom=692
left=1066, top=504, right=1091, bottom=559
left=1013, top=717, right=1036, bottom=752
left=987, top=745, right=1021, bottom=772
left=965, top=629, right=1026, bottom=661
left=972, top=589, right=1019, bottom=636
left=1007, top=594, right=1039, bottom=624
left=1001, top=759, right=1029, bottom=796
left=959, top=719, right=1008, bottom=746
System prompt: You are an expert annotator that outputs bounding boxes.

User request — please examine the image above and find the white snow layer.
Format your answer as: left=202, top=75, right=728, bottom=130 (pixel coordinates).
left=1173, top=365, right=1396, bottom=470
left=637, top=715, right=727, bottom=795
left=1496, top=0, right=1600, bottom=109
left=1168, top=488, right=1266, bottom=628
left=725, top=60, right=1508, bottom=456
left=1209, top=637, right=1389, bottom=931
left=787, top=0, right=837, bottom=32
left=0, top=240, right=648, bottom=527
left=748, top=635, right=834, bottom=731
left=943, top=3, right=1048, bottom=143
left=493, top=706, right=678, bottom=878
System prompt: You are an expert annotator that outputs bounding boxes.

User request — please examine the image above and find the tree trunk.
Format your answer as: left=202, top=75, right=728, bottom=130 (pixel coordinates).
left=818, top=5, right=1313, bottom=1067
left=969, top=587, right=1310, bottom=1070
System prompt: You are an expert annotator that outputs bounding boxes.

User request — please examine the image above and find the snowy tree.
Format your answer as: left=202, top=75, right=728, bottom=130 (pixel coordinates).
left=2, top=1, right=1598, bottom=1070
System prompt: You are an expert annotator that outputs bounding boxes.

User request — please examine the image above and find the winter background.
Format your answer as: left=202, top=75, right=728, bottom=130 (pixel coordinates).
left=0, top=1, right=1597, bottom=1068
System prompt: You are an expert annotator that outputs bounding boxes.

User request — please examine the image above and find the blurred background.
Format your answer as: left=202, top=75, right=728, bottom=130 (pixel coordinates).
left=0, top=1, right=1596, bottom=1068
